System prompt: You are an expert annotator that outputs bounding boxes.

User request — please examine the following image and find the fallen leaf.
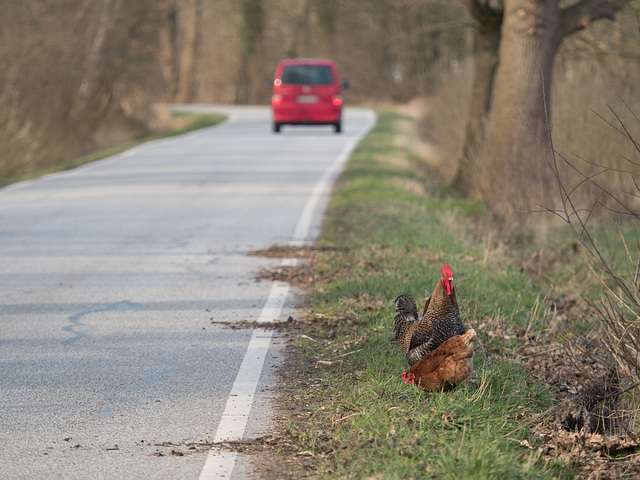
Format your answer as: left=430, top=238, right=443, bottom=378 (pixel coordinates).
left=316, top=360, right=343, bottom=370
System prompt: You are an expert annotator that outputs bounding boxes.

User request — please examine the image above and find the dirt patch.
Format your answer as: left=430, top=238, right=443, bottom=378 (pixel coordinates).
left=255, top=264, right=317, bottom=290
left=250, top=244, right=346, bottom=291
left=210, top=316, right=303, bottom=331
left=248, top=245, right=335, bottom=259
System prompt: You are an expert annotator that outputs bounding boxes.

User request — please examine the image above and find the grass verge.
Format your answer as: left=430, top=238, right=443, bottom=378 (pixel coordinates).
left=0, top=112, right=226, bottom=187
left=260, top=109, right=579, bottom=479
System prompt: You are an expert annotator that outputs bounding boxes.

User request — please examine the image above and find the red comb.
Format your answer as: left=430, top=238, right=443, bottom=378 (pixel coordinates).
left=441, top=264, right=453, bottom=277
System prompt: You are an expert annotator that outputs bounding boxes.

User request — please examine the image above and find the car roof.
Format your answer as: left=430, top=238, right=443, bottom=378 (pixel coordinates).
left=278, top=58, right=336, bottom=66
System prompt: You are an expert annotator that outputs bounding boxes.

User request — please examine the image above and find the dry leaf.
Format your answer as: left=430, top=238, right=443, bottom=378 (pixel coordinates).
left=316, top=360, right=343, bottom=370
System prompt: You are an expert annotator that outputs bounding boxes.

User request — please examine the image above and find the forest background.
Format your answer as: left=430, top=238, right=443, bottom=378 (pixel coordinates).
left=3, top=0, right=638, bottom=193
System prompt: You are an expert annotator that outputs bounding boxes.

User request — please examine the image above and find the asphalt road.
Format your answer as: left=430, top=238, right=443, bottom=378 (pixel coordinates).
left=0, top=106, right=376, bottom=479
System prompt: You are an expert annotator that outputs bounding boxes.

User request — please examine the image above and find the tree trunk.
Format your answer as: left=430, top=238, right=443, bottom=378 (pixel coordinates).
left=453, top=11, right=501, bottom=194
left=235, top=0, right=264, bottom=104
left=72, top=0, right=122, bottom=121
left=461, top=0, right=631, bottom=222
left=481, top=0, right=561, bottom=220
left=285, top=0, right=312, bottom=59
left=175, top=0, right=199, bottom=103
left=158, top=5, right=178, bottom=99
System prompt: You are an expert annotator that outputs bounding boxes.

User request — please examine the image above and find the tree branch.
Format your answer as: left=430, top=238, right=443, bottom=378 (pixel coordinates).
left=559, top=0, right=632, bottom=39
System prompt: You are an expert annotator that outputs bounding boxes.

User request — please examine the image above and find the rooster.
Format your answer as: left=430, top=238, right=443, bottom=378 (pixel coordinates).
left=402, top=329, right=476, bottom=391
left=394, top=264, right=467, bottom=366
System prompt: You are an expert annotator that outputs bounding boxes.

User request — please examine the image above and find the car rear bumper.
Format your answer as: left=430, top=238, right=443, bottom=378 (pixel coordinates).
left=273, top=105, right=341, bottom=124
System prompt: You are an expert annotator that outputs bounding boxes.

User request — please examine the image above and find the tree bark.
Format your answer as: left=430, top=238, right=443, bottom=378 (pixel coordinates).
left=175, top=0, right=199, bottom=103
left=483, top=0, right=560, bottom=217
left=558, top=0, right=632, bottom=39
left=285, top=0, right=312, bottom=59
left=72, top=0, right=122, bottom=121
left=454, top=0, right=502, bottom=194
left=235, top=0, right=264, bottom=104
left=158, top=4, right=178, bottom=98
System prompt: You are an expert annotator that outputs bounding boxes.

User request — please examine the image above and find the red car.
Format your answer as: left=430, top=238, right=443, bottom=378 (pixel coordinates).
left=271, top=59, right=345, bottom=133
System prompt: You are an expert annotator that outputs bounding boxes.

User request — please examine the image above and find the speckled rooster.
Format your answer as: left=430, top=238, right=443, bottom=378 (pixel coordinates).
left=394, top=264, right=468, bottom=366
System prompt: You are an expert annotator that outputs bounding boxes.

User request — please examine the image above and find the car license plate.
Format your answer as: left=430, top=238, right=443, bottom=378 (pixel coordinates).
left=296, top=95, right=318, bottom=104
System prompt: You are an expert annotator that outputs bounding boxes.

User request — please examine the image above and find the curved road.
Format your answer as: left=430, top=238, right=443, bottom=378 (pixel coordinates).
left=0, top=106, right=376, bottom=479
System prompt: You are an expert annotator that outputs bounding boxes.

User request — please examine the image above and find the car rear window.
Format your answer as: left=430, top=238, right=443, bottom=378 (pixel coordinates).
left=281, top=65, right=333, bottom=85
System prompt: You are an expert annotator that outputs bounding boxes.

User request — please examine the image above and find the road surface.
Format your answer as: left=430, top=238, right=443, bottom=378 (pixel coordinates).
left=0, top=106, right=376, bottom=479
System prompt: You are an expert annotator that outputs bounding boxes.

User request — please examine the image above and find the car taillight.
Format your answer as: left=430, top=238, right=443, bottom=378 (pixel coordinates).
left=271, top=94, right=282, bottom=106
left=332, top=96, right=343, bottom=106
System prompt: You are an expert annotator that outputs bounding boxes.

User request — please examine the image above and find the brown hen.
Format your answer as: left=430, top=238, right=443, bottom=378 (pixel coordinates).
left=402, top=329, right=476, bottom=391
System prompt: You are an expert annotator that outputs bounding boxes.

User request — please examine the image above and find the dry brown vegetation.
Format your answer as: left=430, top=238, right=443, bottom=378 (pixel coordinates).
left=0, top=2, right=173, bottom=176
left=4, top=0, right=637, bottom=197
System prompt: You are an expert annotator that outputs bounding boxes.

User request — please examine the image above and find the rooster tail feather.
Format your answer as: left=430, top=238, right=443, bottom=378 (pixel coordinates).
left=394, top=294, right=418, bottom=315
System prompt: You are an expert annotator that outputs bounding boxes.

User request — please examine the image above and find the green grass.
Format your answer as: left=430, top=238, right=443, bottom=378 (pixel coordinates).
left=282, top=110, right=577, bottom=479
left=0, top=113, right=225, bottom=186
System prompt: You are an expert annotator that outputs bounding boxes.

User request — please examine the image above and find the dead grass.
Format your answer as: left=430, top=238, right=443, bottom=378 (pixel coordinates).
left=412, top=59, right=472, bottom=187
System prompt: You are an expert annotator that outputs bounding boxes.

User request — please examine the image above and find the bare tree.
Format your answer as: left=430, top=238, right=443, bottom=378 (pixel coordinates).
left=156, top=0, right=199, bottom=102
left=175, top=0, right=199, bottom=103
left=454, top=0, right=502, bottom=192
left=459, top=0, right=632, bottom=221
left=235, top=0, right=265, bottom=104
left=0, top=1, right=169, bottom=179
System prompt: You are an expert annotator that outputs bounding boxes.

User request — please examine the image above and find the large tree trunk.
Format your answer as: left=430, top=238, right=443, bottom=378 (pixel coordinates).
left=158, top=5, right=178, bottom=99
left=481, top=0, right=561, bottom=220
left=284, top=0, right=310, bottom=59
left=72, top=0, right=123, bottom=122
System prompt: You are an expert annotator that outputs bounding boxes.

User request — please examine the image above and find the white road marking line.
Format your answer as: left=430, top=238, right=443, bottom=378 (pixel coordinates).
left=255, top=281, right=292, bottom=323
left=199, top=110, right=377, bottom=479
left=198, top=273, right=288, bottom=480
